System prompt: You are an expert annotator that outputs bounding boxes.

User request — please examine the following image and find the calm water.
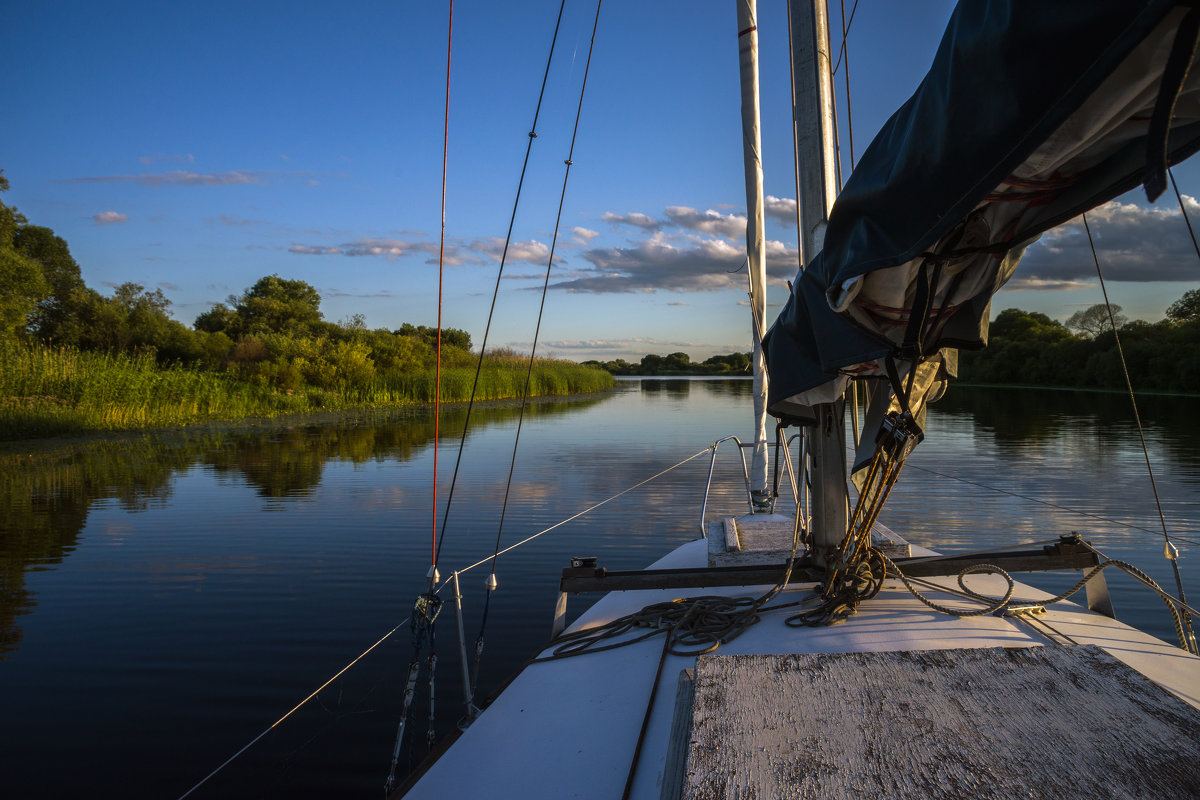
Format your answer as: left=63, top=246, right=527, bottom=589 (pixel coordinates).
left=1, top=380, right=1198, bottom=798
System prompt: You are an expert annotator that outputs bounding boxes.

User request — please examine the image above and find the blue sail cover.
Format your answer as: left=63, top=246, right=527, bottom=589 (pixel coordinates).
left=764, top=0, right=1200, bottom=414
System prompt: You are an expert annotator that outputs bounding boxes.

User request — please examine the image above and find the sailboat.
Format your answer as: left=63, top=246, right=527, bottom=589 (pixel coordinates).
left=396, top=1, right=1200, bottom=797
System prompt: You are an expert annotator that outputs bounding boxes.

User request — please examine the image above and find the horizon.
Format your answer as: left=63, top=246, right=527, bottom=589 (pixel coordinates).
left=5, top=0, right=1199, bottom=363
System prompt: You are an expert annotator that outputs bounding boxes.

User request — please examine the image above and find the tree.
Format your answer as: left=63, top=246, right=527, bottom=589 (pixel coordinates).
left=663, top=351, right=691, bottom=372
left=1065, top=303, right=1126, bottom=339
left=989, top=308, right=1071, bottom=343
left=396, top=323, right=472, bottom=351
left=0, top=172, right=49, bottom=340
left=233, top=275, right=323, bottom=336
left=15, top=225, right=84, bottom=340
left=1166, top=289, right=1200, bottom=322
left=194, top=303, right=237, bottom=334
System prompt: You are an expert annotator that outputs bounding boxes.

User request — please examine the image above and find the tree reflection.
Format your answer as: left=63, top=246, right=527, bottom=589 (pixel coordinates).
left=0, top=397, right=603, bottom=659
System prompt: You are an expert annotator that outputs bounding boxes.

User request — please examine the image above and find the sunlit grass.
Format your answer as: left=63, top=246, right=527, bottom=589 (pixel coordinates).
left=0, top=341, right=614, bottom=440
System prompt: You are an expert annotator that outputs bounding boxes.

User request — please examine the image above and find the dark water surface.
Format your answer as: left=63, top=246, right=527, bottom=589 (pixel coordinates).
left=1, top=380, right=1197, bottom=798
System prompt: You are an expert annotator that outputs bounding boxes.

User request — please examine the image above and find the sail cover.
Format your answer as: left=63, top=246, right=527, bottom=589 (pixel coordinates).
left=764, top=0, right=1200, bottom=418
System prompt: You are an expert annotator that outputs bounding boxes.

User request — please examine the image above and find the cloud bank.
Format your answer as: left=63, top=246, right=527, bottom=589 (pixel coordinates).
left=1014, top=197, right=1200, bottom=284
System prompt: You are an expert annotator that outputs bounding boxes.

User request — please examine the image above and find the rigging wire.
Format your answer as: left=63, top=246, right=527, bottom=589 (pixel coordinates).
left=174, top=445, right=713, bottom=800
left=1081, top=211, right=1197, bottom=653
left=836, top=0, right=857, bottom=169
left=432, top=0, right=570, bottom=571
left=830, top=0, right=859, bottom=76
left=174, top=618, right=410, bottom=800
left=1169, top=167, right=1200, bottom=262
left=431, top=0, right=453, bottom=579
left=486, top=0, right=604, bottom=586
left=449, top=445, right=713, bottom=580
left=466, top=0, right=605, bottom=699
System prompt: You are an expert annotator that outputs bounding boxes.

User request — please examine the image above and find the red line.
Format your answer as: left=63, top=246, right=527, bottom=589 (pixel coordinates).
left=738, top=25, right=757, bottom=38
left=433, top=0, right=453, bottom=573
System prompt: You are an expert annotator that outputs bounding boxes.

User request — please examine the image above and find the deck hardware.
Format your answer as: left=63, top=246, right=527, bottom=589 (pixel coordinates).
left=877, top=411, right=923, bottom=460
left=571, top=556, right=598, bottom=569
left=998, top=604, right=1046, bottom=617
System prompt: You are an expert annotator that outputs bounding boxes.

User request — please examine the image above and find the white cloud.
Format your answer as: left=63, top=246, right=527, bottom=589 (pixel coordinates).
left=557, top=231, right=798, bottom=293
left=1019, top=197, right=1200, bottom=282
left=472, top=237, right=556, bottom=265
left=92, top=211, right=128, bottom=225
left=603, top=211, right=660, bottom=230
left=572, top=226, right=600, bottom=243
left=764, top=195, right=798, bottom=224
left=664, top=206, right=746, bottom=239
left=1002, top=278, right=1095, bottom=292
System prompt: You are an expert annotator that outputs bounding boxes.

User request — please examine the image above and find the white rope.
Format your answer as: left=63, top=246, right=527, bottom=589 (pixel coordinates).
left=175, top=617, right=409, bottom=800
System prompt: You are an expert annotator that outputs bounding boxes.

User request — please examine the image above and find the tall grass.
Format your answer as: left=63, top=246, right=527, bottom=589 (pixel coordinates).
left=0, top=342, right=306, bottom=439
left=370, top=358, right=614, bottom=404
left=0, top=341, right=614, bottom=440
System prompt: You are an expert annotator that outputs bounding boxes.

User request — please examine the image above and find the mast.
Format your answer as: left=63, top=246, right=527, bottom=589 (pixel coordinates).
left=735, top=0, right=770, bottom=506
left=789, top=0, right=846, bottom=563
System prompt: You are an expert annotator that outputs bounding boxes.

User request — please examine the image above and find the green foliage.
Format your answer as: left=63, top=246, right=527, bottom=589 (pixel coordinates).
left=590, top=351, right=752, bottom=375
left=0, top=249, right=47, bottom=340
left=396, top=322, right=472, bottom=351
left=0, top=175, right=49, bottom=340
left=960, top=306, right=1200, bottom=393
left=989, top=308, right=1071, bottom=343
left=14, top=225, right=84, bottom=340
left=1166, top=289, right=1200, bottom=322
left=229, top=274, right=324, bottom=337
left=0, top=340, right=308, bottom=439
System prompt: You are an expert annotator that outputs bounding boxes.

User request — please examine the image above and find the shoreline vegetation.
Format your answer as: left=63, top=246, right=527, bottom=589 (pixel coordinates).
left=0, top=170, right=611, bottom=443
left=0, top=340, right=613, bottom=442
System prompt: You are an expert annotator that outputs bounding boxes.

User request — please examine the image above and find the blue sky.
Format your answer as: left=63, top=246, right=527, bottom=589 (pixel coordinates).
left=4, top=0, right=1199, bottom=361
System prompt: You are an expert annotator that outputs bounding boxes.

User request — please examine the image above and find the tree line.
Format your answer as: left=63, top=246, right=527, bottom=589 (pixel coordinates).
left=957, top=296, right=1200, bottom=393
left=585, top=351, right=751, bottom=376
left=583, top=294, right=1200, bottom=393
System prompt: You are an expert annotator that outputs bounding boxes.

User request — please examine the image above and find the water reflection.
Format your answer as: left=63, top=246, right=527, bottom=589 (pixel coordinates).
left=1, top=382, right=1197, bottom=800
left=638, top=378, right=691, bottom=397
left=0, top=397, right=604, bottom=659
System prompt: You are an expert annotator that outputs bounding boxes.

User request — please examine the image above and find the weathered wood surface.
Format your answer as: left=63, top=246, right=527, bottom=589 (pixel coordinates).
left=683, top=645, right=1200, bottom=800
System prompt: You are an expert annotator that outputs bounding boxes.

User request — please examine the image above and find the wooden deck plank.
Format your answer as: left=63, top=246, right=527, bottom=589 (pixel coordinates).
left=683, top=645, right=1200, bottom=799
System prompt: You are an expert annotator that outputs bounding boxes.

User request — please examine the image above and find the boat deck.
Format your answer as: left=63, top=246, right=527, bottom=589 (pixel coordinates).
left=404, top=538, right=1200, bottom=799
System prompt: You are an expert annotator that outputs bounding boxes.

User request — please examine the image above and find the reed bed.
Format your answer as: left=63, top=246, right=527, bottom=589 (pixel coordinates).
left=0, top=342, right=613, bottom=440
left=0, top=342, right=306, bottom=439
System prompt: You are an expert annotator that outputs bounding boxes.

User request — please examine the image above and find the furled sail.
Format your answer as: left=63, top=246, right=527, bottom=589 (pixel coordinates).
left=764, top=0, right=1200, bottom=446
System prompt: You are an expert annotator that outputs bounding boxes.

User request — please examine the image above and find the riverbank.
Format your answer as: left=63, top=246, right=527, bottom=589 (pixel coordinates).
left=0, top=388, right=618, bottom=467
left=0, top=341, right=614, bottom=444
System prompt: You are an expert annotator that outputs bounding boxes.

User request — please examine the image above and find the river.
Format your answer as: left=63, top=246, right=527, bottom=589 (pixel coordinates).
left=1, top=379, right=1197, bottom=798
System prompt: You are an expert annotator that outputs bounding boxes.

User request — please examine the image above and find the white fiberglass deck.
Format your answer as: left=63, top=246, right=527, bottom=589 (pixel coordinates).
left=404, top=538, right=1200, bottom=799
